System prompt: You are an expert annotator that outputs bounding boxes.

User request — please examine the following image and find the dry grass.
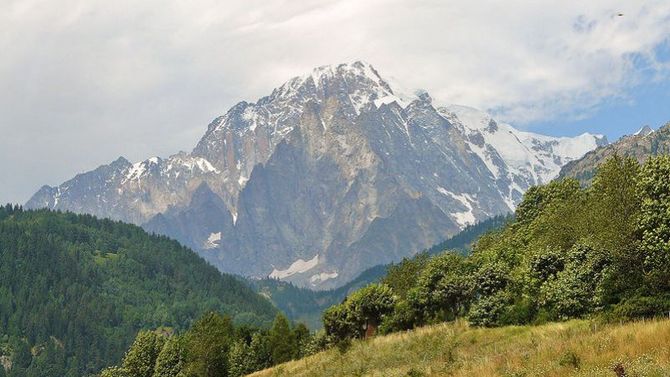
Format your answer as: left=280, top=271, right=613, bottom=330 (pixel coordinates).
left=249, top=318, right=670, bottom=377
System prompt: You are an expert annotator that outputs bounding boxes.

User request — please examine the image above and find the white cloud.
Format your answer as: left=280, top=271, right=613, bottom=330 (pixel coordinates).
left=1, top=0, right=669, bottom=203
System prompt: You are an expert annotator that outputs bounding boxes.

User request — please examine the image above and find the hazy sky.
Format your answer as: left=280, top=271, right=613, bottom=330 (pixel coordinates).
left=2, top=0, right=670, bottom=204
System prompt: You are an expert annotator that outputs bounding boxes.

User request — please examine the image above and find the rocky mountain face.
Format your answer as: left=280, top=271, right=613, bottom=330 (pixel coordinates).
left=26, top=61, right=606, bottom=289
left=559, top=123, right=670, bottom=184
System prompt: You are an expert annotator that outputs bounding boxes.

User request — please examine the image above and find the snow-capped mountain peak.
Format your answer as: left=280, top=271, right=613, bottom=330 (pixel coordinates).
left=634, top=125, right=654, bottom=137
left=26, top=61, right=606, bottom=289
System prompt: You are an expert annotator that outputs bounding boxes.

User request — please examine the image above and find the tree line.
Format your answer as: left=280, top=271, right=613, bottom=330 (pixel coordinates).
left=99, top=312, right=322, bottom=377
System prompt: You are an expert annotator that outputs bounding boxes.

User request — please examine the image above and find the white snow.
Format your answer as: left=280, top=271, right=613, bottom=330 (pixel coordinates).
left=238, top=175, right=248, bottom=186
left=443, top=103, right=604, bottom=187
left=310, top=271, right=339, bottom=284
left=203, top=232, right=221, bottom=249
left=436, top=186, right=450, bottom=196
left=374, top=95, right=410, bottom=109
left=437, top=188, right=476, bottom=227
left=53, top=187, right=61, bottom=207
left=453, top=209, right=476, bottom=227
left=269, top=255, right=319, bottom=279
left=194, top=157, right=218, bottom=173
left=169, top=155, right=219, bottom=174
left=123, top=156, right=164, bottom=183
left=443, top=104, right=493, bottom=130
left=242, top=107, right=260, bottom=132
left=125, top=162, right=147, bottom=181
left=634, top=125, right=654, bottom=136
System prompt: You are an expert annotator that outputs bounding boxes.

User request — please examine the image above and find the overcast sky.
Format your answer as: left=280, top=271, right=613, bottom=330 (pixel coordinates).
left=2, top=0, right=670, bottom=204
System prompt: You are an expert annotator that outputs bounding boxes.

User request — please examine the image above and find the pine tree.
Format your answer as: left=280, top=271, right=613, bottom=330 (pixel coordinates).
left=227, top=340, right=250, bottom=377
left=247, top=332, right=272, bottom=372
left=292, top=323, right=311, bottom=359
left=183, top=312, right=234, bottom=377
left=268, top=314, right=295, bottom=364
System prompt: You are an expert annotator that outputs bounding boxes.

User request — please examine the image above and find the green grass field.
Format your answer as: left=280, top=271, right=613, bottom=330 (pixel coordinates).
left=250, top=318, right=670, bottom=377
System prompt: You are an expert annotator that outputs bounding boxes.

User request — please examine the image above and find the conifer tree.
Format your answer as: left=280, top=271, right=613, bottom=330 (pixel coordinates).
left=268, top=314, right=295, bottom=364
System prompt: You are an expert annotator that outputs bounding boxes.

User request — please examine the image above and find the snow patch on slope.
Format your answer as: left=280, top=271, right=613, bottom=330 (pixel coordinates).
left=310, top=271, right=339, bottom=285
left=203, top=232, right=221, bottom=249
left=269, top=255, right=319, bottom=279
left=437, top=187, right=476, bottom=227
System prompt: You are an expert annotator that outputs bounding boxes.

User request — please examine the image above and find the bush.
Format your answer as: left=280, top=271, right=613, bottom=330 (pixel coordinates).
left=467, top=292, right=510, bottom=327
left=559, top=350, right=580, bottom=369
left=379, top=299, right=420, bottom=334
left=612, top=296, right=670, bottom=320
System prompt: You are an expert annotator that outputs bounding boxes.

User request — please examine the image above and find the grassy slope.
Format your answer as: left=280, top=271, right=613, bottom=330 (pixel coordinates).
left=250, top=319, right=670, bottom=377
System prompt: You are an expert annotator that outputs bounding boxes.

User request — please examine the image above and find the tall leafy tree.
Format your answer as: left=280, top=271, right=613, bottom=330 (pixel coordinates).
left=153, top=336, right=185, bottom=377
left=410, top=253, right=472, bottom=323
left=227, top=340, right=251, bottom=377
left=345, top=284, right=396, bottom=337
left=638, top=155, right=670, bottom=291
left=98, top=366, right=129, bottom=377
left=323, top=304, right=357, bottom=343
left=247, top=332, right=272, bottom=372
left=183, top=312, right=234, bottom=377
left=122, top=331, right=164, bottom=377
left=292, top=323, right=311, bottom=359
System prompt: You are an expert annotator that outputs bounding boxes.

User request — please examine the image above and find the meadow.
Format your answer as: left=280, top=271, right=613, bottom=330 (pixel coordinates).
left=250, top=318, right=670, bottom=377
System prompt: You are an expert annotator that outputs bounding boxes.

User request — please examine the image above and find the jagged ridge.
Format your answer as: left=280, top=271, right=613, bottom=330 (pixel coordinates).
left=26, top=61, right=605, bottom=289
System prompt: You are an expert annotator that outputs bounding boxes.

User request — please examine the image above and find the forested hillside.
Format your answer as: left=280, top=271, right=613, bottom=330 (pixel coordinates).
left=321, top=154, right=670, bottom=345
left=0, top=207, right=277, bottom=377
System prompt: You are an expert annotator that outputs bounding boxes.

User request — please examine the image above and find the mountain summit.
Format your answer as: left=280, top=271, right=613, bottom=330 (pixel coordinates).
left=26, top=62, right=606, bottom=288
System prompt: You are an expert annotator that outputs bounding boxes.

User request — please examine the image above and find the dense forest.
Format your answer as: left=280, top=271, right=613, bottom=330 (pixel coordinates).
left=0, top=207, right=277, bottom=377
left=322, top=154, right=670, bottom=344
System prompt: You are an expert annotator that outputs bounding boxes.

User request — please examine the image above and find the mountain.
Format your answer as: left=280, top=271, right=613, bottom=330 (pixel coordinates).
left=0, top=205, right=277, bottom=376
left=559, top=123, right=670, bottom=184
left=251, top=214, right=510, bottom=329
left=26, top=61, right=606, bottom=289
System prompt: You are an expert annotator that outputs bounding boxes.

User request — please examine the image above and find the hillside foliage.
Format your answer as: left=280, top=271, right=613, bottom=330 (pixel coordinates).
left=323, top=154, right=670, bottom=344
left=0, top=207, right=276, bottom=377
left=99, top=312, right=319, bottom=377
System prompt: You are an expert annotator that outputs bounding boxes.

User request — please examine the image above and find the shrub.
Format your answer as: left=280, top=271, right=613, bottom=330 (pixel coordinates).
left=559, top=350, right=580, bottom=369
left=612, top=296, right=670, bottom=320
